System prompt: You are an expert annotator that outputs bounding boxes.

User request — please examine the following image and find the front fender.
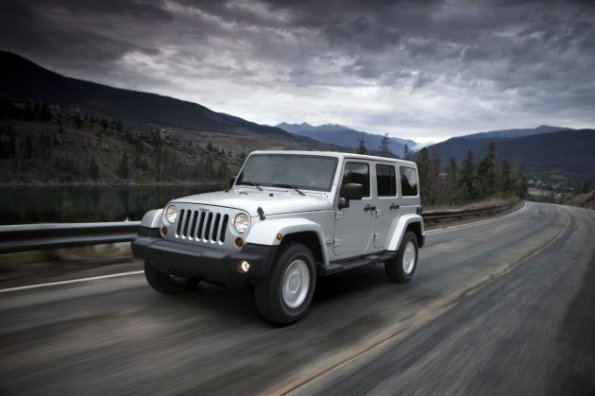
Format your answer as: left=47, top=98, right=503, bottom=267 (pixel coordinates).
left=245, top=218, right=323, bottom=246
left=387, top=214, right=424, bottom=251
left=140, top=209, right=163, bottom=229
left=245, top=218, right=328, bottom=264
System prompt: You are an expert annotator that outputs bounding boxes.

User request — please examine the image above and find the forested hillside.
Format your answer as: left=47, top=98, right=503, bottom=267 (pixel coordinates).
left=0, top=101, right=242, bottom=184
left=425, top=130, right=595, bottom=187
left=415, top=142, right=527, bottom=206
left=0, top=51, right=341, bottom=185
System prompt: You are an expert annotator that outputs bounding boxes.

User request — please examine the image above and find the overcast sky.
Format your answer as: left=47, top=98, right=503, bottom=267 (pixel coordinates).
left=1, top=0, right=594, bottom=143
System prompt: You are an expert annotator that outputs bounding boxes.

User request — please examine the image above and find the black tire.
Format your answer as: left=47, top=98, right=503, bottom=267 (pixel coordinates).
left=385, top=231, right=418, bottom=283
left=144, top=260, right=187, bottom=295
left=254, top=243, right=316, bottom=325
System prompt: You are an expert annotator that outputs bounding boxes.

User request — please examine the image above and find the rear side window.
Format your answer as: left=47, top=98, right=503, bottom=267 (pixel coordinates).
left=400, top=167, right=418, bottom=196
left=342, top=162, right=370, bottom=197
left=376, top=164, right=396, bottom=197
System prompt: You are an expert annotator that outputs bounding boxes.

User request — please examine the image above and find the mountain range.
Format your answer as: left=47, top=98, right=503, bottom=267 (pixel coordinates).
left=458, top=125, right=575, bottom=140
left=0, top=50, right=337, bottom=152
left=277, top=122, right=416, bottom=156
left=0, top=50, right=592, bottom=187
left=425, top=128, right=595, bottom=185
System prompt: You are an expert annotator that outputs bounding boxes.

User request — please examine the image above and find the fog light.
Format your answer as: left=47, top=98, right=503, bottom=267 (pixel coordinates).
left=234, top=237, right=244, bottom=248
left=238, top=260, right=251, bottom=273
left=161, top=226, right=168, bottom=236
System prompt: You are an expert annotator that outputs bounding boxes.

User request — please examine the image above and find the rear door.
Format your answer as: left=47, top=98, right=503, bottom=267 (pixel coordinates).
left=373, top=162, right=399, bottom=249
left=397, top=165, right=420, bottom=216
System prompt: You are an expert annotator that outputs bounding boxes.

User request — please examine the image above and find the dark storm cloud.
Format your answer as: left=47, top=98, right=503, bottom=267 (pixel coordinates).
left=1, top=0, right=594, bottom=139
left=0, top=0, right=166, bottom=76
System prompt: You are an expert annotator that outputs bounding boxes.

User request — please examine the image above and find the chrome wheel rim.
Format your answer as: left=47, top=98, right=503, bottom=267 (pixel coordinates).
left=402, top=241, right=416, bottom=274
left=282, top=259, right=310, bottom=309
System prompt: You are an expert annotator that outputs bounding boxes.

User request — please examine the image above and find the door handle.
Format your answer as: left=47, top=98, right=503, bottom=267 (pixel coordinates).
left=364, top=204, right=376, bottom=212
left=390, top=203, right=400, bottom=210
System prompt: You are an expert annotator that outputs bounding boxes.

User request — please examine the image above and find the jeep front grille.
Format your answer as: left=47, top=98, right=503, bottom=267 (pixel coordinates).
left=175, top=209, right=229, bottom=244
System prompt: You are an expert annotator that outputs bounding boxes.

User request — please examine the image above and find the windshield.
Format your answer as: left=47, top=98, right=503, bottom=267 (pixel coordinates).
left=236, top=154, right=338, bottom=192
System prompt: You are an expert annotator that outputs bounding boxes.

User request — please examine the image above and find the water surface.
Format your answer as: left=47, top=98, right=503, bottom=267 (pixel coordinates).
left=0, top=184, right=220, bottom=225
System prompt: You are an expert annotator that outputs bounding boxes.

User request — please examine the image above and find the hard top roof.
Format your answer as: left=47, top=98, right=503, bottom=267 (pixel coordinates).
left=249, top=150, right=417, bottom=167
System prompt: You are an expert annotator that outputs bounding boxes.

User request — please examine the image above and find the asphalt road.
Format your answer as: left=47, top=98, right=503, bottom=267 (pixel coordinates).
left=0, top=202, right=594, bottom=395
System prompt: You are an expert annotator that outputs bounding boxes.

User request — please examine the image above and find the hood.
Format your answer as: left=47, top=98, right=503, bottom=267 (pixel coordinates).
left=172, top=189, right=333, bottom=216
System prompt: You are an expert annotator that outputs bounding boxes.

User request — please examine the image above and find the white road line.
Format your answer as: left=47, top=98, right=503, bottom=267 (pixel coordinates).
left=0, top=271, right=144, bottom=294
left=426, top=201, right=529, bottom=235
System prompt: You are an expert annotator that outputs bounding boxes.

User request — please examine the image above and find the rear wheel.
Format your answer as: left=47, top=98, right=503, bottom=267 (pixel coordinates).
left=254, top=243, right=316, bottom=325
left=385, top=231, right=418, bottom=283
left=144, top=261, right=187, bottom=295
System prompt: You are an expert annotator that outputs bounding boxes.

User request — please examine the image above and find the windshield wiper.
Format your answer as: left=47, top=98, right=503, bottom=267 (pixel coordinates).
left=239, top=181, right=263, bottom=191
left=272, top=183, right=305, bottom=196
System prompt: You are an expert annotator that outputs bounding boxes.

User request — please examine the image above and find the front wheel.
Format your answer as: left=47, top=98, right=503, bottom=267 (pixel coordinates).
left=144, top=261, right=188, bottom=295
left=385, top=231, right=418, bottom=283
left=254, top=243, right=316, bottom=325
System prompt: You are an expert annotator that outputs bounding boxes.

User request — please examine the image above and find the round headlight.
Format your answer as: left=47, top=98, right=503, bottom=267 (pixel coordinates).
left=233, top=213, right=250, bottom=234
left=164, top=205, right=177, bottom=224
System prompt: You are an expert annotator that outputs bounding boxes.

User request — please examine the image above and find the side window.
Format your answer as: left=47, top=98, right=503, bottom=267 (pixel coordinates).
left=342, top=162, right=370, bottom=197
left=376, top=164, right=396, bottom=197
left=400, top=167, right=418, bottom=196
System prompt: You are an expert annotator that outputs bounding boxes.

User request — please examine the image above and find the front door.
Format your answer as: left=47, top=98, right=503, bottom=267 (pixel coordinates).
left=333, top=161, right=375, bottom=256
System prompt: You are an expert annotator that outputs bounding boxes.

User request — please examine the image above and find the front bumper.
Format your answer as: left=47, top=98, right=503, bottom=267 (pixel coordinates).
left=131, top=228, right=278, bottom=288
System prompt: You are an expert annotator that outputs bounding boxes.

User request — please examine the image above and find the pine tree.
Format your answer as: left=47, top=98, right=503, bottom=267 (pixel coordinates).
left=458, top=150, right=478, bottom=201
left=356, top=136, right=367, bottom=154
left=428, top=152, right=441, bottom=205
left=498, top=160, right=512, bottom=193
left=477, top=141, right=497, bottom=197
left=402, top=144, right=411, bottom=160
left=416, top=148, right=431, bottom=203
left=445, top=157, right=459, bottom=203
left=511, top=164, right=528, bottom=197
left=379, top=134, right=392, bottom=157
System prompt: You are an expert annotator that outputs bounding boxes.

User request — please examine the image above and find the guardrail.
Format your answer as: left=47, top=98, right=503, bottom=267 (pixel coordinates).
left=422, top=203, right=514, bottom=221
left=0, top=222, right=140, bottom=254
left=0, top=202, right=516, bottom=254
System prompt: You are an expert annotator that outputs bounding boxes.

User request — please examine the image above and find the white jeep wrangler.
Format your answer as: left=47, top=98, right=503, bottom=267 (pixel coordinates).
left=132, top=151, right=424, bottom=324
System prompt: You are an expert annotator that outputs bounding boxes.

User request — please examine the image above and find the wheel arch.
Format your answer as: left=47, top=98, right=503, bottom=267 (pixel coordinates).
left=387, top=214, right=425, bottom=251
left=140, top=209, right=163, bottom=228
left=245, top=218, right=329, bottom=265
left=280, top=232, right=325, bottom=266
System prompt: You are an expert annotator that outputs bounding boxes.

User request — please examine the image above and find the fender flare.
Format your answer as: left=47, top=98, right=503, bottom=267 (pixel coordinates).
left=245, top=218, right=328, bottom=265
left=140, top=209, right=163, bottom=228
left=387, top=214, right=424, bottom=251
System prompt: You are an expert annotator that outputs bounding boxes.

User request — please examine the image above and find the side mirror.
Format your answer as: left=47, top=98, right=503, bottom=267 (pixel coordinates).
left=339, top=183, right=364, bottom=208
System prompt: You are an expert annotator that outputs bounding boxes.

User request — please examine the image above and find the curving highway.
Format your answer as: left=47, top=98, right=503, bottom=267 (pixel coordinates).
left=1, top=202, right=594, bottom=395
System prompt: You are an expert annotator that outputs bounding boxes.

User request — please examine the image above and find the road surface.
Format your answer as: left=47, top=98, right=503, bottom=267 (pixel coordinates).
left=0, top=202, right=594, bottom=395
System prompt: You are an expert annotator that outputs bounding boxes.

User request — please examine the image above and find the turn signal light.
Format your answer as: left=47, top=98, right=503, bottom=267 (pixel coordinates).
left=161, top=226, right=168, bottom=236
left=234, top=237, right=244, bottom=248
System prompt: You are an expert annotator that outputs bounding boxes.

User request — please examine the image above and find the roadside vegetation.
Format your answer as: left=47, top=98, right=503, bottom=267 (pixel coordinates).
left=358, top=136, right=528, bottom=208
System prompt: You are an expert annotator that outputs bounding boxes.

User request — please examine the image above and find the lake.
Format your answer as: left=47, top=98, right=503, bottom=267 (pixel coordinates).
left=0, top=184, right=221, bottom=225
